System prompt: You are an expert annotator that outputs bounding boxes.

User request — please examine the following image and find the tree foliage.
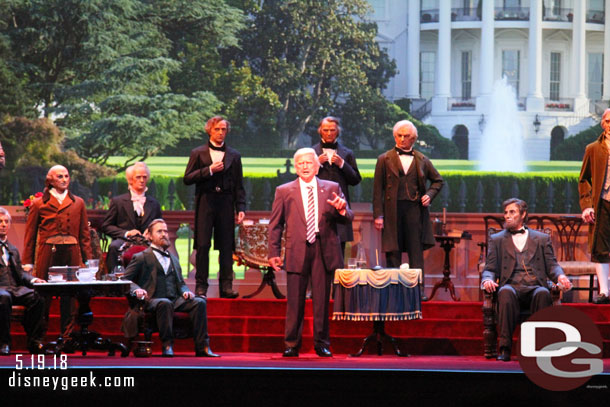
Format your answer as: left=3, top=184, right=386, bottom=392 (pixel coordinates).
left=551, top=124, right=601, bottom=161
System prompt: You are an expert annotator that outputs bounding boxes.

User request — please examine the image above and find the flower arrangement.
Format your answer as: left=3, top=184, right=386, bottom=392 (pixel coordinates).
left=21, top=192, right=43, bottom=217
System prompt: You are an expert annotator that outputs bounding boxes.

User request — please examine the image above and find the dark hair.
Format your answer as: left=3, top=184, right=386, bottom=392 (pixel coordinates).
left=205, top=116, right=230, bottom=135
left=318, top=116, right=342, bottom=136
left=502, top=198, right=528, bottom=223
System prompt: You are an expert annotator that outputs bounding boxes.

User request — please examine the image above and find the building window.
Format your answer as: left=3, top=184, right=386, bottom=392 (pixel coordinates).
left=502, top=50, right=520, bottom=97
left=550, top=52, right=561, bottom=101
left=588, top=52, right=603, bottom=100
left=461, top=51, right=472, bottom=99
left=420, top=51, right=435, bottom=99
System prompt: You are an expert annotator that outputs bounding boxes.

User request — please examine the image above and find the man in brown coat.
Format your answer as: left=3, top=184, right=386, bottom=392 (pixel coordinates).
left=579, top=108, right=610, bottom=304
left=23, top=165, right=93, bottom=335
left=373, top=120, right=443, bottom=300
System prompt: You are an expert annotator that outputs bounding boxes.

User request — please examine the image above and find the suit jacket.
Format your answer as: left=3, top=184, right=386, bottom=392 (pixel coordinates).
left=23, top=189, right=93, bottom=265
left=481, top=229, right=565, bottom=287
left=268, top=178, right=354, bottom=274
left=0, top=240, right=36, bottom=298
left=579, top=133, right=608, bottom=251
left=121, top=247, right=189, bottom=337
left=101, top=193, right=162, bottom=239
left=372, top=148, right=443, bottom=252
left=183, top=142, right=246, bottom=246
left=312, top=142, right=362, bottom=242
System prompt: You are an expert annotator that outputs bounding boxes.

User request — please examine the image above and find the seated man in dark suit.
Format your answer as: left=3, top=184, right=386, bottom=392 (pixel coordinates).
left=122, top=219, right=218, bottom=357
left=0, top=207, right=46, bottom=355
left=481, top=198, right=572, bottom=361
left=102, top=162, right=162, bottom=273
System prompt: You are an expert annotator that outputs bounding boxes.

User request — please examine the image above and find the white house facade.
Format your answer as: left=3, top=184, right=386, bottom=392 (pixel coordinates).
left=368, top=0, right=608, bottom=160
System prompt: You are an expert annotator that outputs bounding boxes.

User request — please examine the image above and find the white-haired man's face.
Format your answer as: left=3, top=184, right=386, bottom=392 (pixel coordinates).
left=394, top=125, right=417, bottom=151
left=50, top=166, right=70, bottom=193
left=601, top=110, right=610, bottom=135
left=128, top=166, right=149, bottom=194
left=295, top=152, right=319, bottom=183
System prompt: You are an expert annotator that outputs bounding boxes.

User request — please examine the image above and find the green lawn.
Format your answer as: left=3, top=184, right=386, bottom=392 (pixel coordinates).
left=107, top=156, right=582, bottom=177
left=174, top=237, right=244, bottom=280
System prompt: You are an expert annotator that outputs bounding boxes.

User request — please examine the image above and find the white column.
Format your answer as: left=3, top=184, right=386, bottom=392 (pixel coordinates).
left=603, top=0, right=610, bottom=100
left=527, top=0, right=544, bottom=111
left=406, top=0, right=421, bottom=99
left=571, top=0, right=587, bottom=109
left=477, top=0, right=495, bottom=111
left=432, top=1, right=451, bottom=113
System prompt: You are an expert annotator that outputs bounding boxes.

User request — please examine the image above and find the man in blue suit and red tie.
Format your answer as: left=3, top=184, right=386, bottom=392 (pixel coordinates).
left=268, top=148, right=353, bottom=358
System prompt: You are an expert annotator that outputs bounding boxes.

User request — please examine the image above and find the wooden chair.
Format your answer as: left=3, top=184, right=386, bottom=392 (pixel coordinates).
left=478, top=215, right=560, bottom=359
left=538, top=215, right=597, bottom=302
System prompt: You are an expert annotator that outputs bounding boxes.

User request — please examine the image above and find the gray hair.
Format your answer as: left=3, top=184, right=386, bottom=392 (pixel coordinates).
left=0, top=207, right=11, bottom=222
left=126, top=162, right=150, bottom=182
left=393, top=120, right=417, bottom=136
left=293, top=147, right=319, bottom=163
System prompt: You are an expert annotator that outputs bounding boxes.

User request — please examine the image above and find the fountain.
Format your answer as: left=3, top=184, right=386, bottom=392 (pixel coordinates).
left=478, top=77, right=525, bottom=172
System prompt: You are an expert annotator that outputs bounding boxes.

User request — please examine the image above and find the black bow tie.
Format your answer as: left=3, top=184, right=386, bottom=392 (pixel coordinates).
left=509, top=228, right=526, bottom=235
left=152, top=247, right=170, bottom=257
left=321, top=142, right=338, bottom=149
left=208, top=141, right=226, bottom=151
left=395, top=147, right=413, bottom=156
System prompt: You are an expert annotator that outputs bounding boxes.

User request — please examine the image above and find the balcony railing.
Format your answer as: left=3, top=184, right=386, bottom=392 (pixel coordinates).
left=587, top=9, right=605, bottom=24
left=448, top=98, right=476, bottom=111
left=495, top=7, right=529, bottom=21
left=421, top=9, right=439, bottom=23
left=545, top=98, right=574, bottom=112
left=543, top=7, right=574, bottom=22
left=451, top=7, right=480, bottom=21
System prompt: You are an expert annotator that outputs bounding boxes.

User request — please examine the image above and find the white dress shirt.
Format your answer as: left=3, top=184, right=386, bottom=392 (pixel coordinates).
left=299, top=177, right=319, bottom=234
left=151, top=244, right=171, bottom=274
left=511, top=228, right=529, bottom=252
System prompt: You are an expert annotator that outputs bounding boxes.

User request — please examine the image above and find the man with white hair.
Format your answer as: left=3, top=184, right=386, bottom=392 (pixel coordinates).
left=0, top=141, right=5, bottom=171
left=102, top=162, right=162, bottom=273
left=23, top=165, right=93, bottom=336
left=373, top=120, right=444, bottom=301
left=268, top=148, right=353, bottom=357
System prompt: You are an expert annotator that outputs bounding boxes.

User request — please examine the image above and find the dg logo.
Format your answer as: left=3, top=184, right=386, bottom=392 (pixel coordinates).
left=518, top=306, right=604, bottom=391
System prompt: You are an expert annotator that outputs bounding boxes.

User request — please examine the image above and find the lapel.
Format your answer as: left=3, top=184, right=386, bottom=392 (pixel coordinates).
left=501, top=230, right=516, bottom=261
left=142, top=196, right=157, bottom=223
left=312, top=143, right=323, bottom=156
left=316, top=178, right=328, bottom=224
left=289, top=179, right=307, bottom=224
left=121, top=194, right=138, bottom=225
left=385, top=149, right=402, bottom=178
left=223, top=146, right=235, bottom=171
left=55, top=193, right=74, bottom=212
left=200, top=144, right=213, bottom=167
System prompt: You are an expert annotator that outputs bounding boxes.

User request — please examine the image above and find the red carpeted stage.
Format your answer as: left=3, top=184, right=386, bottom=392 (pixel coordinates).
left=2, top=299, right=610, bottom=403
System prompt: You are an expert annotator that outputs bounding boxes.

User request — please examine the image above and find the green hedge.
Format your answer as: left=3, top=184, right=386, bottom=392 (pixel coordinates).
left=552, top=124, right=601, bottom=161
left=95, top=172, right=581, bottom=214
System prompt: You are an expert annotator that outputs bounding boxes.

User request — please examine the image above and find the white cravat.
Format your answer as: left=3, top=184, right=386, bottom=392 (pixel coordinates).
left=129, top=187, right=147, bottom=216
left=511, top=228, right=529, bottom=252
left=398, top=153, right=414, bottom=174
left=49, top=189, right=68, bottom=205
left=209, top=141, right=225, bottom=175
left=299, top=178, right=319, bottom=234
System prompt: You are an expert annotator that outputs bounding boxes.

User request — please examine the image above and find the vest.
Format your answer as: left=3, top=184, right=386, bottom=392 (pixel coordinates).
left=507, top=245, right=539, bottom=286
left=154, top=261, right=178, bottom=300
left=397, top=160, right=420, bottom=201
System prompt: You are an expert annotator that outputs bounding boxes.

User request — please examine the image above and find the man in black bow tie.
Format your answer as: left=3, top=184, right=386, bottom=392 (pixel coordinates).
left=373, top=120, right=443, bottom=300
left=482, top=198, right=572, bottom=361
left=312, top=116, right=361, bottom=257
left=122, top=219, right=218, bottom=357
left=0, top=207, right=46, bottom=355
left=184, top=116, right=246, bottom=298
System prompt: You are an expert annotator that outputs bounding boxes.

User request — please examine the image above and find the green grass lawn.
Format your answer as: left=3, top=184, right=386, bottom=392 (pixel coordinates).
left=107, top=156, right=582, bottom=177
left=174, top=237, right=244, bottom=280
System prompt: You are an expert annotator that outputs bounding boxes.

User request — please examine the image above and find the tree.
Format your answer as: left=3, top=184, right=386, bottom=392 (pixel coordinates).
left=1, top=0, right=244, bottom=170
left=235, top=0, right=396, bottom=149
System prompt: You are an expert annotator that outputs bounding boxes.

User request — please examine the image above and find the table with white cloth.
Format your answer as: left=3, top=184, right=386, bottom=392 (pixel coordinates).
left=332, top=268, right=422, bottom=356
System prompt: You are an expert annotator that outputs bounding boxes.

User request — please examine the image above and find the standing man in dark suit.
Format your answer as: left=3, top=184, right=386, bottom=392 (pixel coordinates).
left=373, top=120, right=443, bottom=300
left=268, top=148, right=353, bottom=358
left=184, top=116, right=246, bottom=298
left=482, top=198, right=571, bottom=361
left=579, top=108, right=610, bottom=304
left=0, top=207, right=46, bottom=355
left=122, top=219, right=218, bottom=357
left=312, top=116, right=361, bottom=255
left=102, top=162, right=162, bottom=273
